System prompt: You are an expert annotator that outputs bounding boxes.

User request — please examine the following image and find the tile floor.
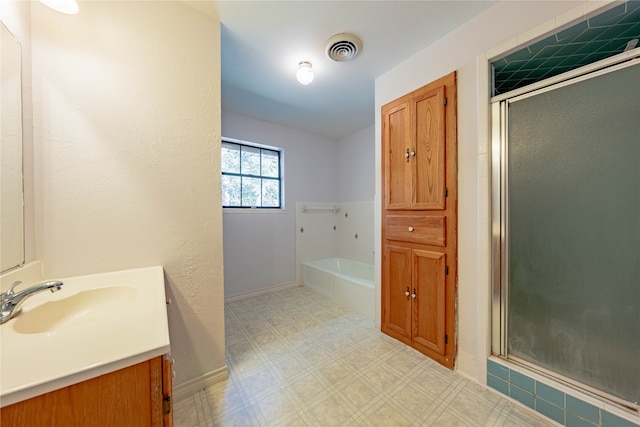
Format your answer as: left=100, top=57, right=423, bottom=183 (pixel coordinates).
left=174, top=286, right=555, bottom=427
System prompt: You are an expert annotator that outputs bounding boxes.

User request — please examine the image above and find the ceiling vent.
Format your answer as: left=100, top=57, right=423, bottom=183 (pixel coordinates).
left=325, top=33, right=362, bottom=62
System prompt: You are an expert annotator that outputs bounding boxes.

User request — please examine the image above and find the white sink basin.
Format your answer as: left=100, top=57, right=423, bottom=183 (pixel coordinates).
left=0, top=266, right=170, bottom=408
left=12, top=286, right=139, bottom=334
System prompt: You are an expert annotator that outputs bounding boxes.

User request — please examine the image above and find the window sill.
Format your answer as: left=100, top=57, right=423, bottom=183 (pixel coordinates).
left=223, top=208, right=288, bottom=215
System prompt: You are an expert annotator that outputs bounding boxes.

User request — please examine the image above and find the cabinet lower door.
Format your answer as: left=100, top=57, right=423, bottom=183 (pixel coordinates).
left=412, top=250, right=446, bottom=356
left=382, top=245, right=412, bottom=340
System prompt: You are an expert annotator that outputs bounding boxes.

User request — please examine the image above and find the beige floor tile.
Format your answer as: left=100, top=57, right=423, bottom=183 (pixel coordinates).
left=271, top=354, right=309, bottom=379
left=226, top=338, right=256, bottom=358
left=251, top=387, right=302, bottom=425
left=174, top=286, right=555, bottom=427
left=212, top=405, right=259, bottom=427
left=340, top=348, right=377, bottom=371
left=358, top=363, right=405, bottom=393
left=304, top=395, right=357, bottom=427
left=388, top=381, right=439, bottom=419
left=204, top=381, right=246, bottom=416
left=446, top=387, right=497, bottom=426
left=315, top=358, right=358, bottom=386
left=337, top=378, right=384, bottom=412
left=173, top=398, right=199, bottom=427
left=362, top=399, right=414, bottom=426
left=297, top=344, right=336, bottom=366
left=502, top=406, right=556, bottom=427
left=287, top=371, right=330, bottom=407
left=237, top=366, right=282, bottom=397
left=429, top=408, right=473, bottom=427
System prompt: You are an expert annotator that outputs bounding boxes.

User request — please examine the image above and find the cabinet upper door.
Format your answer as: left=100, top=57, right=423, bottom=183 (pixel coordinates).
left=383, top=102, right=411, bottom=210
left=412, top=85, right=446, bottom=210
left=383, top=83, right=447, bottom=211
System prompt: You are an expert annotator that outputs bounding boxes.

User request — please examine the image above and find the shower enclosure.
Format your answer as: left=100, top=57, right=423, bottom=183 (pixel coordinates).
left=491, top=54, right=640, bottom=410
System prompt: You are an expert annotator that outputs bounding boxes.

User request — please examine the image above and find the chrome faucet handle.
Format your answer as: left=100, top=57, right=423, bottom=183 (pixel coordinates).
left=1, top=281, right=21, bottom=303
left=7, top=281, right=22, bottom=296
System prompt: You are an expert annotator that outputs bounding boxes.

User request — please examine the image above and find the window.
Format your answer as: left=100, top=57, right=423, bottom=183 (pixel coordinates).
left=221, top=139, right=282, bottom=208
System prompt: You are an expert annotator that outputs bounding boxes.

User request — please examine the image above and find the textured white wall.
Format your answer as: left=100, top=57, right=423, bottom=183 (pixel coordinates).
left=221, top=110, right=338, bottom=298
left=336, top=125, right=375, bottom=203
left=375, top=1, right=599, bottom=382
left=30, top=1, right=224, bottom=387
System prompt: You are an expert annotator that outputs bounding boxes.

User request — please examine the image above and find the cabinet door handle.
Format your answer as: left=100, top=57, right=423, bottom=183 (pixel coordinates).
left=410, top=150, right=416, bottom=157
left=405, top=287, right=410, bottom=297
left=408, top=226, right=414, bottom=232
left=405, top=148, right=410, bottom=162
left=412, top=288, right=416, bottom=299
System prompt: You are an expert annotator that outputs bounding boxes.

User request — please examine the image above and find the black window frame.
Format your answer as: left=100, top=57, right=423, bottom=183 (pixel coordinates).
left=221, top=138, right=283, bottom=209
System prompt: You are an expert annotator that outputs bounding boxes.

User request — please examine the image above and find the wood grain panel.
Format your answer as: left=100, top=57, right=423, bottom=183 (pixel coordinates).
left=383, top=102, right=411, bottom=210
left=386, top=215, right=446, bottom=246
left=412, top=250, right=446, bottom=356
left=0, top=357, right=167, bottom=427
left=413, top=86, right=446, bottom=210
left=382, top=245, right=412, bottom=340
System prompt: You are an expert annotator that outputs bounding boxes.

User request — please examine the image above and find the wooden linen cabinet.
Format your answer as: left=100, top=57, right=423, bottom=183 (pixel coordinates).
left=381, top=71, right=457, bottom=368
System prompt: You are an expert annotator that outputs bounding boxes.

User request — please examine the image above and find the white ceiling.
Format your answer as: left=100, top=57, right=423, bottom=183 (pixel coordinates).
left=204, top=1, right=497, bottom=139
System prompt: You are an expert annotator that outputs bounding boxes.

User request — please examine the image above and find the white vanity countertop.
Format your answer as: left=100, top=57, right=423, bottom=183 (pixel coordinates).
left=0, top=266, right=170, bottom=407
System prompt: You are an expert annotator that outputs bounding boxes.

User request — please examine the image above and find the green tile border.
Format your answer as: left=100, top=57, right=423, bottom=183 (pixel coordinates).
left=567, top=395, right=599, bottom=424
left=486, top=359, right=640, bottom=427
left=602, top=411, right=640, bottom=427
left=536, top=381, right=565, bottom=408
left=567, top=412, right=598, bottom=427
left=510, top=384, right=535, bottom=409
left=510, top=370, right=535, bottom=393
left=487, top=373, right=509, bottom=396
left=536, top=398, right=565, bottom=425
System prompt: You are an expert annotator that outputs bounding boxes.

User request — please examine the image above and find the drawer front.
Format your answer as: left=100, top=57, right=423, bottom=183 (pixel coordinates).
left=386, top=215, right=446, bottom=246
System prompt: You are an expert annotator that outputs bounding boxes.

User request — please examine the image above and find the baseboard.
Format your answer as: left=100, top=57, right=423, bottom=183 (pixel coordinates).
left=173, top=366, right=228, bottom=403
left=224, top=281, right=299, bottom=302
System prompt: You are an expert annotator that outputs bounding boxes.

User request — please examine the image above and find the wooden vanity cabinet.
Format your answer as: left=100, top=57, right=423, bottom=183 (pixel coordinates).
left=381, top=71, right=457, bottom=369
left=0, top=355, right=173, bottom=427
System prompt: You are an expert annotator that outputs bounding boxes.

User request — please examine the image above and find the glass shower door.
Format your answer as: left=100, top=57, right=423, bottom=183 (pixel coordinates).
left=499, top=60, right=640, bottom=407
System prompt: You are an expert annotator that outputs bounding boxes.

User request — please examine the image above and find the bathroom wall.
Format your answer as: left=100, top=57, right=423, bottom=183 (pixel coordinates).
left=336, top=125, right=374, bottom=202
left=29, top=1, right=224, bottom=389
left=375, top=1, right=603, bottom=381
left=221, top=110, right=338, bottom=298
left=295, top=201, right=374, bottom=284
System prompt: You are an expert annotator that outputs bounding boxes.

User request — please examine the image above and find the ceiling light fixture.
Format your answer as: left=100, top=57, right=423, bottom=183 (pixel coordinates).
left=39, top=0, right=79, bottom=14
left=296, top=61, right=314, bottom=85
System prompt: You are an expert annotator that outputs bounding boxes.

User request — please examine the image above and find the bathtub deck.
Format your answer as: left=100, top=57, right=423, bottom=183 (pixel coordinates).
left=302, top=258, right=374, bottom=319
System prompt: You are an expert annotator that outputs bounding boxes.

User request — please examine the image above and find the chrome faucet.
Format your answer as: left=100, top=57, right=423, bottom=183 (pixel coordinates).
left=0, top=280, right=64, bottom=324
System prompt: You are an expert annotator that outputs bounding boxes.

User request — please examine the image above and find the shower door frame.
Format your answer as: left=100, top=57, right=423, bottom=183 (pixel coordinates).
left=490, top=49, right=640, bottom=412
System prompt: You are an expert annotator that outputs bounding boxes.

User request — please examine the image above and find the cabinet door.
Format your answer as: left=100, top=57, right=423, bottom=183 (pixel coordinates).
left=0, top=358, right=162, bottom=427
left=412, top=250, right=446, bottom=356
left=382, top=245, right=412, bottom=340
left=383, top=102, right=411, bottom=210
left=412, top=85, right=446, bottom=210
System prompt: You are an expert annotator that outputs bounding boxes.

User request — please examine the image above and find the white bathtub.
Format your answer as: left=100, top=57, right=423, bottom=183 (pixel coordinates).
left=302, top=258, right=374, bottom=319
